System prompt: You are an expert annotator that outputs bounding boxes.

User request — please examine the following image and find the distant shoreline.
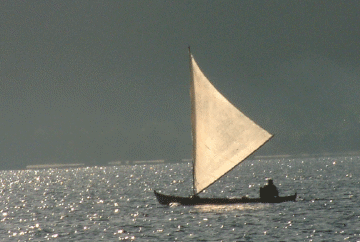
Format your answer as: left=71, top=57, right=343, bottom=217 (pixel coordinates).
left=106, top=151, right=360, bottom=166
left=253, top=151, right=360, bottom=160
left=26, top=163, right=85, bottom=169
left=25, top=152, right=360, bottom=170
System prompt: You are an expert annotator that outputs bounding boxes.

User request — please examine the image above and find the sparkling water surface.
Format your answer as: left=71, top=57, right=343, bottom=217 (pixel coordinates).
left=1, top=156, right=360, bottom=241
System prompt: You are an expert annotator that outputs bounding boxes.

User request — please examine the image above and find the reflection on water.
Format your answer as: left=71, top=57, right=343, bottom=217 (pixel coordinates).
left=169, top=202, right=266, bottom=212
left=0, top=156, right=359, bottom=241
left=192, top=203, right=267, bottom=212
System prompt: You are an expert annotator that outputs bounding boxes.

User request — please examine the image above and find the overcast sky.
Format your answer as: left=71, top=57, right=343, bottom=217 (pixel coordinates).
left=1, top=1, right=360, bottom=169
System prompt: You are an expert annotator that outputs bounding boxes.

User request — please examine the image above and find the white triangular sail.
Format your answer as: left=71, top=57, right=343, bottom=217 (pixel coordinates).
left=190, top=54, right=272, bottom=194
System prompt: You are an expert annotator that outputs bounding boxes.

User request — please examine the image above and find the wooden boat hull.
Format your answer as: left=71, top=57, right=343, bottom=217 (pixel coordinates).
left=154, top=190, right=296, bottom=206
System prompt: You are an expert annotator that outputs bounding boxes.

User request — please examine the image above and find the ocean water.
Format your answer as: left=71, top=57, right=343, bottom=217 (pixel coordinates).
left=0, top=156, right=360, bottom=241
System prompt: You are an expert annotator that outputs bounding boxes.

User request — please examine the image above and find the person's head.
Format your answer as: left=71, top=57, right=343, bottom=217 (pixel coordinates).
left=268, top=179, right=273, bottom=185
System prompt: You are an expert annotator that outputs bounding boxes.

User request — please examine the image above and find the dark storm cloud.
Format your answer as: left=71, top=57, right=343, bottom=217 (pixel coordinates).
left=0, top=1, right=359, bottom=169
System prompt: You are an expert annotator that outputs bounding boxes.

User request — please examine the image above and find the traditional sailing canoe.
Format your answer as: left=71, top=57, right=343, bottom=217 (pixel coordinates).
left=154, top=190, right=296, bottom=206
left=154, top=49, right=296, bottom=205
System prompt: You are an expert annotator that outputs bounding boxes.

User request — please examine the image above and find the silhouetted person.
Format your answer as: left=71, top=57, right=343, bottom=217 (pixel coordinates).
left=260, top=179, right=279, bottom=199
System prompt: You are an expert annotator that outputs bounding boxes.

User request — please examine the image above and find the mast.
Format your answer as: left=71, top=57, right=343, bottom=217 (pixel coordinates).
left=188, top=46, right=197, bottom=196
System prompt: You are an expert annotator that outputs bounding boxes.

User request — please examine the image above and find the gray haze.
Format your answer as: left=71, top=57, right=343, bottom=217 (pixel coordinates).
left=1, top=1, right=359, bottom=169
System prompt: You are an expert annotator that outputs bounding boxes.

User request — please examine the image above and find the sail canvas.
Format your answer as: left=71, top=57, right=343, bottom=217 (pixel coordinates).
left=190, top=55, right=273, bottom=194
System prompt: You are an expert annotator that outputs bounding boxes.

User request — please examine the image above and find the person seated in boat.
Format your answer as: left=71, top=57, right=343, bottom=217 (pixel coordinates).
left=260, top=179, right=279, bottom=199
